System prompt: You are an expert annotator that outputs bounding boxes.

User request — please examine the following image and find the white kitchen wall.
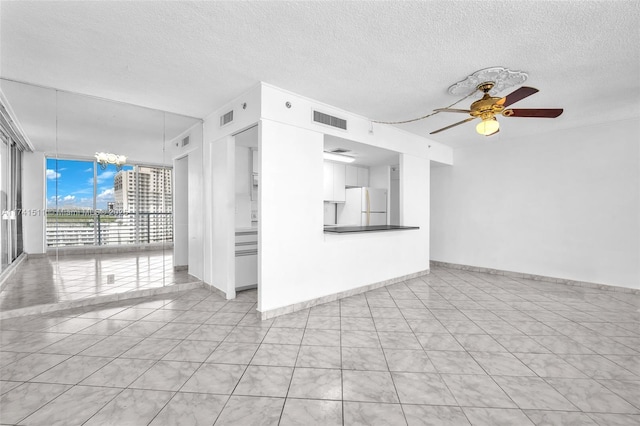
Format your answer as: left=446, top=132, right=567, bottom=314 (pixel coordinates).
left=431, top=118, right=640, bottom=290
left=368, top=165, right=389, bottom=189
left=260, top=119, right=431, bottom=312
left=323, top=202, right=336, bottom=225
left=369, top=165, right=391, bottom=225
left=21, top=151, right=46, bottom=254
left=235, top=147, right=251, bottom=195
left=258, top=84, right=436, bottom=314
left=201, top=82, right=449, bottom=308
left=234, top=146, right=252, bottom=228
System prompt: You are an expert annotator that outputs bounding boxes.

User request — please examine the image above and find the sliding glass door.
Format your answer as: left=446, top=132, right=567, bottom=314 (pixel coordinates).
left=0, top=130, right=23, bottom=273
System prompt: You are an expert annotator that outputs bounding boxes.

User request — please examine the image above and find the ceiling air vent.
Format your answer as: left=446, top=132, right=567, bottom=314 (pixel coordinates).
left=313, top=110, right=347, bottom=130
left=220, top=110, right=234, bottom=127
left=181, top=136, right=190, bottom=147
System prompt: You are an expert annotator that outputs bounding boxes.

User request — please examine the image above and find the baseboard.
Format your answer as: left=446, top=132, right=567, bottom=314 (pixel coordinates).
left=0, top=281, right=204, bottom=320
left=0, top=252, right=28, bottom=292
left=26, top=253, right=47, bottom=258
left=202, top=281, right=228, bottom=299
left=174, top=265, right=188, bottom=271
left=236, top=284, right=257, bottom=292
left=259, top=269, right=430, bottom=321
left=47, top=244, right=174, bottom=257
left=430, top=260, right=639, bottom=295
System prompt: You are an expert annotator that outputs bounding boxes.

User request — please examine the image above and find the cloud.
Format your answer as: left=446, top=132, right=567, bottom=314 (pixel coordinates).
left=47, top=194, right=93, bottom=209
left=46, top=169, right=61, bottom=180
left=46, top=195, right=62, bottom=207
left=97, top=171, right=116, bottom=182
left=97, top=188, right=114, bottom=200
left=72, top=188, right=92, bottom=195
left=84, top=167, right=93, bottom=172
left=89, top=170, right=117, bottom=186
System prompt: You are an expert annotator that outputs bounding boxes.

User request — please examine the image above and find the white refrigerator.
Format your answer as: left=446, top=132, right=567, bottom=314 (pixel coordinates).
left=338, top=187, right=388, bottom=226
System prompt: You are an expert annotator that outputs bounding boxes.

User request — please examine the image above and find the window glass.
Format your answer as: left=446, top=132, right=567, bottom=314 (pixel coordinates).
left=46, top=158, right=96, bottom=246
left=46, top=158, right=172, bottom=246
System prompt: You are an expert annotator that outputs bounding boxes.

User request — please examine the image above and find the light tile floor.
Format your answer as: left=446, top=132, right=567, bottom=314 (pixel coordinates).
left=0, top=267, right=638, bottom=425
left=0, top=251, right=195, bottom=311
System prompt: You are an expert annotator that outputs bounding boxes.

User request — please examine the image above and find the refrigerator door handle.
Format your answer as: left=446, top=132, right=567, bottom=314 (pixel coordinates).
left=365, top=189, right=370, bottom=226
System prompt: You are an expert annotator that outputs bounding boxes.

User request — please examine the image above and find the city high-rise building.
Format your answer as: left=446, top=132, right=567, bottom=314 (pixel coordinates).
left=114, top=166, right=172, bottom=213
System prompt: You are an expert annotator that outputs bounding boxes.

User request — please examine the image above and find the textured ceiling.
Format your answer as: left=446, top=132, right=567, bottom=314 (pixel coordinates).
left=1, top=1, right=639, bottom=148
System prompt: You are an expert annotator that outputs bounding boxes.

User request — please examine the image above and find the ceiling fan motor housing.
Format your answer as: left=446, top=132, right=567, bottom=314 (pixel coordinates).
left=470, top=83, right=504, bottom=120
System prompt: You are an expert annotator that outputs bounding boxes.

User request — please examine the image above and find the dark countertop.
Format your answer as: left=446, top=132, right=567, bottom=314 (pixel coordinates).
left=324, top=225, right=420, bottom=234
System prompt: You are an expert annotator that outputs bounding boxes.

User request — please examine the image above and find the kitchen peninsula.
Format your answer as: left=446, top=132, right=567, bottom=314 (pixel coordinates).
left=324, top=224, right=419, bottom=233
left=205, top=82, right=452, bottom=320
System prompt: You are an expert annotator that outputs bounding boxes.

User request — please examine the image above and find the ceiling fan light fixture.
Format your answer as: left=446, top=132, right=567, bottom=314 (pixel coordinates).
left=476, top=118, right=500, bottom=136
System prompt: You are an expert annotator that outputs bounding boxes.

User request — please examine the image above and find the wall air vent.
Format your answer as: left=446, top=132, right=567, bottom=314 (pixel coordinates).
left=181, top=136, right=190, bottom=147
left=220, top=110, right=234, bottom=127
left=313, top=110, right=347, bottom=130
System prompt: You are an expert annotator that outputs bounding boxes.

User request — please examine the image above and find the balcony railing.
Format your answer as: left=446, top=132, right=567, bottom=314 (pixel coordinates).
left=46, top=212, right=173, bottom=247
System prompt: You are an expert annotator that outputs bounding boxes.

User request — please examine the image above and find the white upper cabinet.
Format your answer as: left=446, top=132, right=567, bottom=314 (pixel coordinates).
left=324, top=161, right=346, bottom=202
left=346, top=165, right=369, bottom=187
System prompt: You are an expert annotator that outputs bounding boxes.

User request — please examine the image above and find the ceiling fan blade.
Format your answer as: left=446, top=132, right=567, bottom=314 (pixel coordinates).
left=497, top=86, right=539, bottom=107
left=507, top=108, right=563, bottom=118
left=433, top=108, right=472, bottom=113
left=429, top=117, right=476, bottom=135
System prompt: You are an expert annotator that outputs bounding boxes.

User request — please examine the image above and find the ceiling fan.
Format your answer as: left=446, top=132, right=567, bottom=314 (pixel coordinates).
left=431, top=81, right=563, bottom=136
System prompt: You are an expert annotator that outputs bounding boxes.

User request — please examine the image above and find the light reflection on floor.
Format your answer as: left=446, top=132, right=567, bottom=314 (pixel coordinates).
left=0, top=251, right=196, bottom=311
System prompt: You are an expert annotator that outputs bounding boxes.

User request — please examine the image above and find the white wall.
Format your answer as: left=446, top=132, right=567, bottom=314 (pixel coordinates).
left=390, top=165, right=400, bottom=226
left=201, top=83, right=448, bottom=308
left=260, top=119, right=430, bottom=311
left=369, top=165, right=390, bottom=224
left=431, top=118, right=640, bottom=290
left=21, top=151, right=46, bottom=254
left=260, top=83, right=452, bottom=164
left=202, top=84, right=261, bottom=292
left=369, top=165, right=389, bottom=189
left=208, top=135, right=236, bottom=296
left=167, top=122, right=204, bottom=279
left=234, top=146, right=252, bottom=228
left=173, top=156, right=188, bottom=267
left=234, top=125, right=259, bottom=228
left=258, top=84, right=435, bottom=313
left=186, top=125, right=205, bottom=280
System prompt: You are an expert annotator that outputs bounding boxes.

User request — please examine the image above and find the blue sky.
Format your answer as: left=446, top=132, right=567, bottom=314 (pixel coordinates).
left=46, top=158, right=133, bottom=210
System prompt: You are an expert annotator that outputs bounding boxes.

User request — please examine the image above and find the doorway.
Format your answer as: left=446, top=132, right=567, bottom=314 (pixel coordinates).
left=233, top=125, right=259, bottom=291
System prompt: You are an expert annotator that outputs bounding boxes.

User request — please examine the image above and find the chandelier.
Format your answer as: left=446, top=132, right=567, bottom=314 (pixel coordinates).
left=95, top=152, right=127, bottom=171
